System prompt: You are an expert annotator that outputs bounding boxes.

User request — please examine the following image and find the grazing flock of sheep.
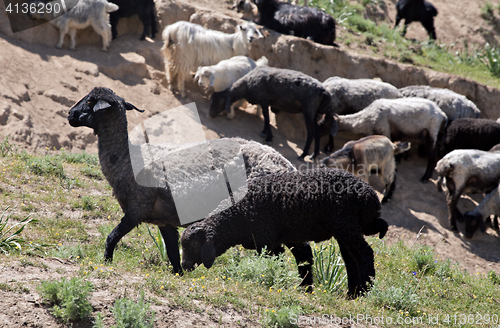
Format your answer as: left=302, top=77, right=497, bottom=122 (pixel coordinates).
left=28, top=0, right=498, bottom=297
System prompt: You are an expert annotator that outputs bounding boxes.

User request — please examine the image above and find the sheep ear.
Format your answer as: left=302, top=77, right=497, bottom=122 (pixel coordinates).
left=209, top=74, right=215, bottom=87
left=125, top=102, right=145, bottom=113
left=330, top=115, right=339, bottom=136
left=201, top=241, right=216, bottom=269
left=93, top=99, right=111, bottom=112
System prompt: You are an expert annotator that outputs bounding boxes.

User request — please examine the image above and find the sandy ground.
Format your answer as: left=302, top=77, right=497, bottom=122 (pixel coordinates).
left=0, top=0, right=500, bottom=326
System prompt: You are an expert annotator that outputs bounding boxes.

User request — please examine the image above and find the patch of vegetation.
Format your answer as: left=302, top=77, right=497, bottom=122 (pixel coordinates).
left=0, top=207, right=37, bottom=254
left=312, top=240, right=346, bottom=293
left=93, top=291, right=155, bottom=328
left=37, top=277, right=94, bottom=324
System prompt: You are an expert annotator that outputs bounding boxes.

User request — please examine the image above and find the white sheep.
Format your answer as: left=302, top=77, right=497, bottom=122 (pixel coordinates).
left=28, top=0, right=119, bottom=51
left=321, top=135, right=410, bottom=203
left=323, top=77, right=402, bottom=115
left=435, top=149, right=500, bottom=231
left=399, top=85, right=481, bottom=121
left=161, top=21, right=263, bottom=98
left=463, top=184, right=500, bottom=238
left=333, top=97, right=447, bottom=182
left=195, top=55, right=268, bottom=119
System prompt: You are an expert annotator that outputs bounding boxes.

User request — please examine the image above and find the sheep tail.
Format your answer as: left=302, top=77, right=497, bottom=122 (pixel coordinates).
left=364, top=218, right=389, bottom=239
left=106, top=2, right=119, bottom=12
left=256, top=56, right=269, bottom=66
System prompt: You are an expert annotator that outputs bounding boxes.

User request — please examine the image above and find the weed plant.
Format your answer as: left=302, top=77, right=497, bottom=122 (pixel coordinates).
left=37, top=277, right=94, bottom=323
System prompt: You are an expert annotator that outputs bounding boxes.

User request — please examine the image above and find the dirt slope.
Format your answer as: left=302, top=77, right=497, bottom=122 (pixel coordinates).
left=0, top=0, right=500, bottom=326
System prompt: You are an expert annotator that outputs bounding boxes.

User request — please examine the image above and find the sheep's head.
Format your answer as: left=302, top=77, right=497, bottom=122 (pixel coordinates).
left=464, top=212, right=486, bottom=239
left=238, top=22, right=263, bottom=44
left=68, top=87, right=143, bottom=131
left=194, top=67, right=214, bottom=89
left=180, top=223, right=216, bottom=271
left=209, top=89, right=231, bottom=118
left=320, top=147, right=352, bottom=169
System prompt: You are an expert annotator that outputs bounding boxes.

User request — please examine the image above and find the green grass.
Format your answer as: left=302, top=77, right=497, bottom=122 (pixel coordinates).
left=0, top=140, right=499, bottom=327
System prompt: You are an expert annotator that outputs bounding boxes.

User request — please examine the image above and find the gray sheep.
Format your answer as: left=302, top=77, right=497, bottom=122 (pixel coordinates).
left=210, top=66, right=338, bottom=160
left=399, top=85, right=480, bottom=121
left=330, top=97, right=447, bottom=182
left=435, top=149, right=500, bottom=231
left=181, top=168, right=388, bottom=298
left=323, top=77, right=402, bottom=115
left=67, top=87, right=297, bottom=274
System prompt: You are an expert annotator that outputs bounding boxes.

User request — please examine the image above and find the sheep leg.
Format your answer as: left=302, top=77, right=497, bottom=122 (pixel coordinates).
left=493, top=216, right=499, bottom=230
left=260, top=104, right=273, bottom=144
left=286, top=242, right=313, bottom=292
left=337, top=235, right=375, bottom=298
left=159, top=225, right=183, bottom=274
left=110, top=14, right=119, bottom=40
left=68, top=29, right=77, bottom=50
left=323, top=135, right=334, bottom=153
left=138, top=10, right=152, bottom=40
left=150, top=10, right=157, bottom=39
left=56, top=27, right=67, bottom=49
left=381, top=174, right=396, bottom=204
left=445, top=178, right=463, bottom=231
left=420, top=147, right=437, bottom=183
left=104, top=218, right=137, bottom=262
left=299, top=113, right=316, bottom=160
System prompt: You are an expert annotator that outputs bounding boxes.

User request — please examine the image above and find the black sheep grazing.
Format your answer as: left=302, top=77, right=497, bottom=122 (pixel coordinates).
left=67, top=87, right=298, bottom=274
left=254, top=0, right=336, bottom=46
left=181, top=168, right=388, bottom=298
left=437, top=118, right=500, bottom=161
left=109, top=0, right=158, bottom=40
left=395, top=0, right=438, bottom=40
left=210, top=66, right=338, bottom=160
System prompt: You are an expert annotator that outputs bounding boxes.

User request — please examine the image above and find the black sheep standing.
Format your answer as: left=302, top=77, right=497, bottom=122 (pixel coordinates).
left=394, top=0, right=438, bottom=40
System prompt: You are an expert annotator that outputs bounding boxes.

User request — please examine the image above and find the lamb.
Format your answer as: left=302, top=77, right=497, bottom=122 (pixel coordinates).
left=180, top=168, right=388, bottom=298
left=254, top=0, right=336, bottom=46
left=436, top=118, right=500, bottom=161
left=399, top=85, right=480, bottom=121
left=210, top=66, right=338, bottom=160
left=28, top=0, right=119, bottom=51
left=194, top=56, right=268, bottom=119
left=161, top=21, right=263, bottom=98
left=394, top=0, right=438, bottom=40
left=330, top=98, right=447, bottom=182
left=109, top=0, right=157, bottom=40
left=67, top=87, right=297, bottom=274
left=463, top=184, right=500, bottom=238
left=321, top=135, right=411, bottom=203
left=435, top=149, right=500, bottom=231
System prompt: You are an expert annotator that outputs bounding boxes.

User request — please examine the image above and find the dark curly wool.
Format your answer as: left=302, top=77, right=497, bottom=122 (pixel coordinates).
left=181, top=168, right=388, bottom=298
left=68, top=87, right=297, bottom=275
left=109, top=0, right=157, bottom=40
left=440, top=118, right=500, bottom=158
left=210, top=66, right=338, bottom=160
left=395, top=0, right=437, bottom=40
left=254, top=0, right=336, bottom=46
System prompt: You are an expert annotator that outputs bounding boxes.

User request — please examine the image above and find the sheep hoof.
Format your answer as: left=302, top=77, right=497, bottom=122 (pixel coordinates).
left=450, top=225, right=458, bottom=232
left=266, top=140, right=273, bottom=146
left=420, top=177, right=429, bottom=183
left=296, top=156, right=305, bottom=162
left=260, top=132, right=267, bottom=138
